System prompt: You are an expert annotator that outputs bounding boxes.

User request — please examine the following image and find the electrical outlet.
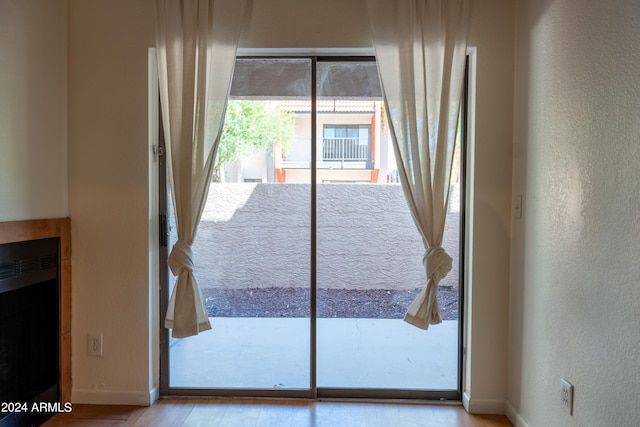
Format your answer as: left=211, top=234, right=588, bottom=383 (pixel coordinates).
left=88, top=333, right=103, bottom=357
left=561, top=378, right=574, bottom=415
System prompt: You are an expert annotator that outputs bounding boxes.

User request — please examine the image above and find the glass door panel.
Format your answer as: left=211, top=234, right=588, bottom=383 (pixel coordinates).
left=168, top=58, right=312, bottom=390
left=315, top=59, right=461, bottom=392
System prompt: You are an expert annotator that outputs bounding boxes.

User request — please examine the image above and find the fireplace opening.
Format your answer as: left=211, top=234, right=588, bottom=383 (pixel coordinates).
left=0, top=238, right=60, bottom=427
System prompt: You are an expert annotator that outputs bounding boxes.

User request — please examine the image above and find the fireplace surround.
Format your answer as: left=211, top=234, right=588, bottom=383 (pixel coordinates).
left=0, top=219, right=71, bottom=424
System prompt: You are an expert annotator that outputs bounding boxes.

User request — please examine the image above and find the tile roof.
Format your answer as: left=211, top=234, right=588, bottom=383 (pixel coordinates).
left=276, top=100, right=378, bottom=113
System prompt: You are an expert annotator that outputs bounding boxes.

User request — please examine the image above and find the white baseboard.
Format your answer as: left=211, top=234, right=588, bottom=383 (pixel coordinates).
left=72, top=386, right=159, bottom=406
left=462, top=392, right=505, bottom=414
left=149, top=386, right=159, bottom=405
left=505, top=401, right=531, bottom=427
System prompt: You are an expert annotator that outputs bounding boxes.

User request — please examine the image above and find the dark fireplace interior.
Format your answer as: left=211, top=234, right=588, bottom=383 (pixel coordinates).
left=0, top=238, right=60, bottom=427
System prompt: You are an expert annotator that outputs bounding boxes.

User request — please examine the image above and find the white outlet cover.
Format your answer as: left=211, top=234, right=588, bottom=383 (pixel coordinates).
left=561, top=378, right=574, bottom=415
left=87, top=333, right=103, bottom=357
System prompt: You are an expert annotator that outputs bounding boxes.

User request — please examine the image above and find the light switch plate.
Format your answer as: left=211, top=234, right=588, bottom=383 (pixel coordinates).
left=514, top=195, right=523, bottom=219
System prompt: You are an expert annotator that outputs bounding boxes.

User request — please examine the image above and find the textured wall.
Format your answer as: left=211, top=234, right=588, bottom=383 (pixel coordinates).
left=194, top=183, right=460, bottom=291
left=509, top=0, right=640, bottom=426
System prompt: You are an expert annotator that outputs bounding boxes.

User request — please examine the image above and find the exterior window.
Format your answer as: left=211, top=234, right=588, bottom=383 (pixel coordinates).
left=323, top=125, right=371, bottom=164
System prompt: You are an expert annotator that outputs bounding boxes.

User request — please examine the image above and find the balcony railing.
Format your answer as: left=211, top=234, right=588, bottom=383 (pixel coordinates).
left=323, top=137, right=370, bottom=163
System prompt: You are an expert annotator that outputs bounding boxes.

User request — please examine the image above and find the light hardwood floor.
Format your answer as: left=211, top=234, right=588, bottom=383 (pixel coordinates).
left=41, top=398, right=513, bottom=427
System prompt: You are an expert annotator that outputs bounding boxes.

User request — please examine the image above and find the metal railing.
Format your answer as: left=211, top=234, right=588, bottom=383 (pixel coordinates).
left=322, top=137, right=370, bottom=162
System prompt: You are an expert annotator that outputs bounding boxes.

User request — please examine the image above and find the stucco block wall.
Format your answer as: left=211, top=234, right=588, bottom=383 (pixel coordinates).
left=194, top=183, right=460, bottom=291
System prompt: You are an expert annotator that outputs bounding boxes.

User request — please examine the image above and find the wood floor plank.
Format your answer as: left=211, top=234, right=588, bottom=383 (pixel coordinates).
left=42, top=419, right=125, bottom=427
left=362, top=402, right=474, bottom=427
left=211, top=400, right=265, bottom=427
left=44, top=398, right=513, bottom=427
left=181, top=399, right=253, bottom=427
left=254, top=400, right=311, bottom=427
left=313, top=401, right=369, bottom=427
left=180, top=401, right=229, bottom=427
left=468, top=413, right=516, bottom=427
left=126, top=398, right=195, bottom=427
left=51, top=404, right=142, bottom=421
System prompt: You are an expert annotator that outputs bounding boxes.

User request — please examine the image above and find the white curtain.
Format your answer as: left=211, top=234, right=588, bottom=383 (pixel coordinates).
left=155, top=0, right=251, bottom=338
left=367, top=0, right=472, bottom=329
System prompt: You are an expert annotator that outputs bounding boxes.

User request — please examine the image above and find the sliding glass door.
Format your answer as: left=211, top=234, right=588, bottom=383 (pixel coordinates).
left=160, top=57, right=464, bottom=399
left=162, top=58, right=313, bottom=393
left=314, top=59, right=461, bottom=395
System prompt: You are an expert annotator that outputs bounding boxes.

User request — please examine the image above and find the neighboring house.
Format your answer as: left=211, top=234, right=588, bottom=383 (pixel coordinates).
left=223, top=99, right=397, bottom=184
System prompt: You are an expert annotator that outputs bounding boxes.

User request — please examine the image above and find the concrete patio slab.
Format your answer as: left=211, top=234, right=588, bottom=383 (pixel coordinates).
left=169, top=318, right=459, bottom=391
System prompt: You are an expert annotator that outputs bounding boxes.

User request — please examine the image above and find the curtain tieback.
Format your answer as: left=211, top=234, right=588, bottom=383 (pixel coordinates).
left=167, top=239, right=194, bottom=277
left=423, top=246, right=452, bottom=283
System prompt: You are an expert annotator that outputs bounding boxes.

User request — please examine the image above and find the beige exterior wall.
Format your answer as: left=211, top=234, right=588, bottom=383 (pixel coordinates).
left=196, top=183, right=436, bottom=291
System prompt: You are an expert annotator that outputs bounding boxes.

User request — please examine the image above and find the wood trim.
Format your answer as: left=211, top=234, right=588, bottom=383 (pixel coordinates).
left=0, top=218, right=72, bottom=403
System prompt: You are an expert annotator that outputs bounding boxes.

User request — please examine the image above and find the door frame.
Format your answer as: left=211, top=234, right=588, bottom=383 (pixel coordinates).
left=158, top=54, right=469, bottom=401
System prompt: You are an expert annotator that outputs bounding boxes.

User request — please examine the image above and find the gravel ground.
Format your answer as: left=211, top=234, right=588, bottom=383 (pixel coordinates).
left=202, top=286, right=459, bottom=320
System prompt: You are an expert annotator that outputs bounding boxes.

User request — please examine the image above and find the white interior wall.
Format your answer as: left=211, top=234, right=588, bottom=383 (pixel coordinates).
left=508, top=0, right=640, bottom=426
left=463, top=0, right=514, bottom=412
left=0, top=0, right=68, bottom=222
left=67, top=0, right=157, bottom=404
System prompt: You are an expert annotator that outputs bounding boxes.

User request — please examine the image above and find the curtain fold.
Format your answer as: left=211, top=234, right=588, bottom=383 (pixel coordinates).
left=366, top=0, right=472, bottom=330
left=155, top=0, right=251, bottom=338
